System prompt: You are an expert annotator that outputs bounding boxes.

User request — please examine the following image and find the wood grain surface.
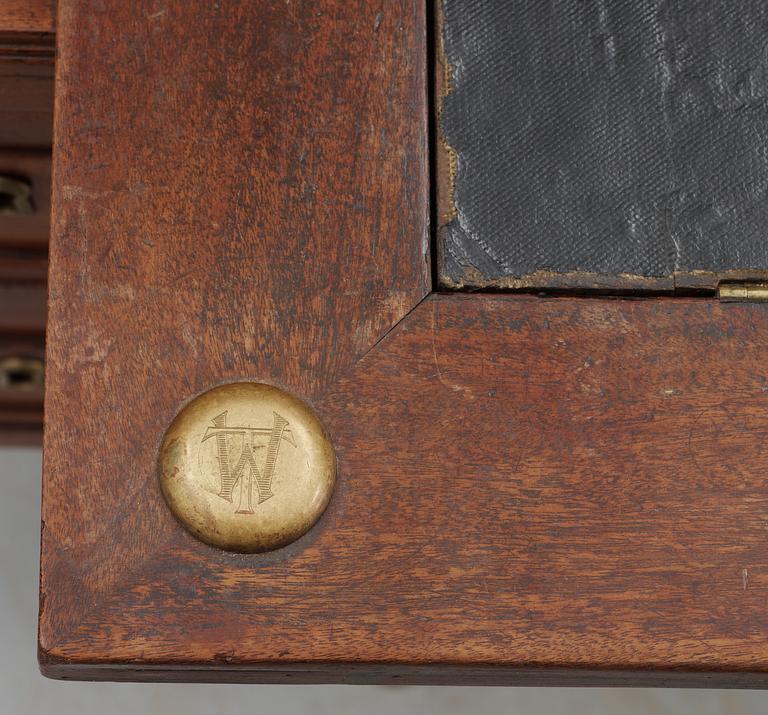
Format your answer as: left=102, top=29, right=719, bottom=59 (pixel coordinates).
left=41, top=293, right=768, bottom=685
left=0, top=0, right=55, bottom=34
left=40, top=0, right=768, bottom=687
left=41, top=0, right=429, bottom=680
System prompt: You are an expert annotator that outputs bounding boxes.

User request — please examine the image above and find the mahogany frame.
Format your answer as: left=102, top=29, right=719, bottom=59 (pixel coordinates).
left=39, top=0, right=768, bottom=686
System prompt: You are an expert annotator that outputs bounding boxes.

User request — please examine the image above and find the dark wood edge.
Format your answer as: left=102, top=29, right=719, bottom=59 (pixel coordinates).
left=38, top=655, right=768, bottom=688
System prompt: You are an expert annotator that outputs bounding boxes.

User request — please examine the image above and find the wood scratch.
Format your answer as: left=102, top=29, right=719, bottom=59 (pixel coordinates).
left=431, top=303, right=448, bottom=389
left=431, top=303, right=474, bottom=398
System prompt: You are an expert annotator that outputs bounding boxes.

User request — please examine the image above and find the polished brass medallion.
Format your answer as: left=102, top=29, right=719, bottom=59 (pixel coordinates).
left=159, top=382, right=335, bottom=552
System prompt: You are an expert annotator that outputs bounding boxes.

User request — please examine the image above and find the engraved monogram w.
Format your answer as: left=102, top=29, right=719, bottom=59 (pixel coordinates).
left=202, top=411, right=296, bottom=514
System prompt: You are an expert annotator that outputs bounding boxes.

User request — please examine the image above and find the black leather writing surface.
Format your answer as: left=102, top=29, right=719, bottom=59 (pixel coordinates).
left=439, top=1, right=768, bottom=288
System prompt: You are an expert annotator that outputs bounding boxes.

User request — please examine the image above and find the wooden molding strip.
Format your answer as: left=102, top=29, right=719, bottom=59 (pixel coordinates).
left=0, top=0, right=55, bottom=35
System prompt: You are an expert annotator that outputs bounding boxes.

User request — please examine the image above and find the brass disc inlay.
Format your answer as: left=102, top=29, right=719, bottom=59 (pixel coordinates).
left=159, top=382, right=335, bottom=552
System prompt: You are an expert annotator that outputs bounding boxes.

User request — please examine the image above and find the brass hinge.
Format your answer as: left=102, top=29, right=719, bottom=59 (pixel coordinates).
left=717, top=283, right=768, bottom=302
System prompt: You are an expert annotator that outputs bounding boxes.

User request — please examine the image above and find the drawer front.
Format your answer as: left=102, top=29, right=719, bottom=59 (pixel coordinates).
left=0, top=283, right=46, bottom=445
left=0, top=151, right=51, bottom=249
left=0, top=23, right=55, bottom=148
left=0, top=326, right=44, bottom=446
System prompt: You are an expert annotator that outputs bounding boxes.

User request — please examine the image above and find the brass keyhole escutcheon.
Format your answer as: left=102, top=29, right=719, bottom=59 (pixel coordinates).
left=159, top=382, right=336, bottom=552
left=0, top=356, right=44, bottom=390
left=0, top=175, right=34, bottom=215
